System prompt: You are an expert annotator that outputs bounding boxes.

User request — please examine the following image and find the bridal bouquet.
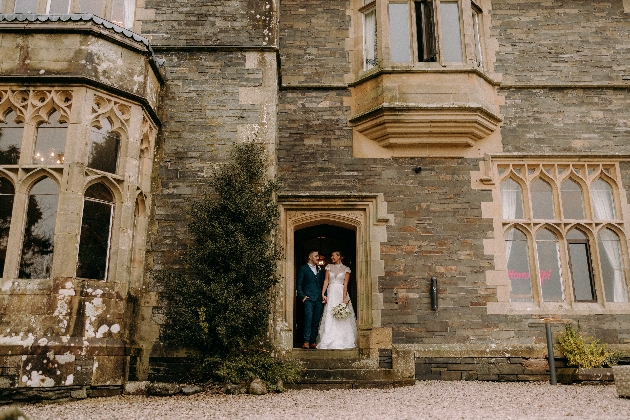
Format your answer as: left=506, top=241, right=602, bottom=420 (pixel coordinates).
left=332, top=303, right=350, bottom=320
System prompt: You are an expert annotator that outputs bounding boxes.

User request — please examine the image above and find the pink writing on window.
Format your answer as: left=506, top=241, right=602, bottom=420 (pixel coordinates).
left=508, top=269, right=553, bottom=284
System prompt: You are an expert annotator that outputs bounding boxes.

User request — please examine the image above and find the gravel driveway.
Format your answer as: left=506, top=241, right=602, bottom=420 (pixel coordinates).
left=18, top=381, right=630, bottom=420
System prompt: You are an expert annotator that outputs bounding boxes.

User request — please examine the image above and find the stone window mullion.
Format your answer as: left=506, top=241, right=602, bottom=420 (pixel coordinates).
left=2, top=179, right=23, bottom=279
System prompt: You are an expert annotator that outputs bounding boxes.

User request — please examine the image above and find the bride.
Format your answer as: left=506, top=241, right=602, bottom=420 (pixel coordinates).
left=316, top=251, right=358, bottom=349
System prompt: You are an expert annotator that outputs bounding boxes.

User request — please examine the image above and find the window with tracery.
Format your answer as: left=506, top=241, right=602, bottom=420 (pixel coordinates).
left=19, top=177, right=58, bottom=279
left=0, top=110, right=23, bottom=165
left=88, top=117, right=120, bottom=173
left=33, top=110, right=67, bottom=165
left=0, top=87, right=157, bottom=283
left=500, top=162, right=629, bottom=304
left=76, top=183, right=114, bottom=280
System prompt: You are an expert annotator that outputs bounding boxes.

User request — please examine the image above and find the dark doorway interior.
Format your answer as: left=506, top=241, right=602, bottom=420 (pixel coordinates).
left=293, top=224, right=357, bottom=348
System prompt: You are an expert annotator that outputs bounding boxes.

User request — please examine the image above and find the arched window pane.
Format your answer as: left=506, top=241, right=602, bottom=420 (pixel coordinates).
left=561, top=179, right=585, bottom=220
left=592, top=179, right=616, bottom=220
left=501, top=178, right=524, bottom=219
left=14, top=0, right=38, bottom=13
left=598, top=228, right=628, bottom=303
left=0, top=111, right=23, bottom=164
left=76, top=184, right=114, bottom=280
left=19, top=178, right=58, bottom=279
left=33, top=111, right=66, bottom=165
left=506, top=228, right=532, bottom=302
left=88, top=119, right=120, bottom=173
left=0, top=178, right=15, bottom=276
left=48, top=0, right=70, bottom=14
left=567, top=229, right=595, bottom=301
left=535, top=229, right=564, bottom=302
left=531, top=179, right=555, bottom=219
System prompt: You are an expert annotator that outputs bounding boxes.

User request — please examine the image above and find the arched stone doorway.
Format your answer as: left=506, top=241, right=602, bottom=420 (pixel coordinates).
left=293, top=224, right=357, bottom=348
left=273, top=193, right=394, bottom=359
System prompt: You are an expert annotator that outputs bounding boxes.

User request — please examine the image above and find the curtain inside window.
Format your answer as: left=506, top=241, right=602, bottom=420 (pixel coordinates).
left=598, top=228, right=627, bottom=302
left=123, top=0, right=136, bottom=29
left=363, top=8, right=377, bottom=69
left=591, top=179, right=616, bottom=220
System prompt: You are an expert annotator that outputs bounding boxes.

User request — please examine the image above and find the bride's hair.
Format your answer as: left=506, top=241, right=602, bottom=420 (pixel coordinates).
left=332, top=250, right=344, bottom=261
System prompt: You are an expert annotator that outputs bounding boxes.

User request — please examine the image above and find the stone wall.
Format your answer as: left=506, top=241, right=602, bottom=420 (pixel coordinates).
left=279, top=0, right=351, bottom=85
left=492, top=0, right=630, bottom=85
left=139, top=0, right=276, bottom=46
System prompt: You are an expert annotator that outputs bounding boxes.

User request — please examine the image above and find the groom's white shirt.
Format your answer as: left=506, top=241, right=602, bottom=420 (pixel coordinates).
left=308, top=263, right=317, bottom=275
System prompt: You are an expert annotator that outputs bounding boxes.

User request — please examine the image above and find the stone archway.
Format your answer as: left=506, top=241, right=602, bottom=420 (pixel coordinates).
left=273, top=193, right=393, bottom=359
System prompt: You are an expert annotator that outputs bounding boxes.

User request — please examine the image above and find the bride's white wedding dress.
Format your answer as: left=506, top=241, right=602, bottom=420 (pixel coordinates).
left=316, top=263, right=358, bottom=349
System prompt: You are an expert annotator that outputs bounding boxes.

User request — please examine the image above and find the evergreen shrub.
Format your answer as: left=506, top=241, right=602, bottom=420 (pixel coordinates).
left=557, top=323, right=624, bottom=369
left=159, top=142, right=302, bottom=388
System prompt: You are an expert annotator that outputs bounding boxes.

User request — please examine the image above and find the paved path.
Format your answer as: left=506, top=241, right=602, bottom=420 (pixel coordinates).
left=20, top=381, right=630, bottom=420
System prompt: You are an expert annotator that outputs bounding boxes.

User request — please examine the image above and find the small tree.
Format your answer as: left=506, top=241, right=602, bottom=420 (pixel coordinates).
left=160, top=142, right=300, bottom=388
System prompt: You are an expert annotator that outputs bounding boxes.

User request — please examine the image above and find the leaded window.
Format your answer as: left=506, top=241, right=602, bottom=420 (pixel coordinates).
left=19, top=177, right=58, bottom=279
left=500, top=163, right=629, bottom=305
left=0, top=110, right=22, bottom=165
left=76, top=183, right=114, bottom=280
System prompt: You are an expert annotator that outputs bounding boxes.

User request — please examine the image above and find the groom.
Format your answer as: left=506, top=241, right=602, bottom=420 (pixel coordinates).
left=297, top=250, right=325, bottom=349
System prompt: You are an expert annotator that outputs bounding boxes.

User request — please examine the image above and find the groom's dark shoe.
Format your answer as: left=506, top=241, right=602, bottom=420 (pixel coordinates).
left=310, top=343, right=317, bottom=349
left=302, top=342, right=310, bottom=349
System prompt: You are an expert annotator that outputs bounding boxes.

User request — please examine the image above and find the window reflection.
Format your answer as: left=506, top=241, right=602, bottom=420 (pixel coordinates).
left=47, top=0, right=70, bottom=14
left=592, top=179, right=616, bottom=220
left=598, top=228, right=628, bottom=303
left=567, top=229, right=595, bottom=301
left=76, top=183, right=114, bottom=280
left=389, top=2, right=411, bottom=62
left=0, top=178, right=14, bottom=276
left=506, top=228, right=533, bottom=302
left=561, top=179, right=585, bottom=220
left=80, top=0, right=103, bottom=15
left=14, top=0, right=39, bottom=13
left=19, top=177, right=58, bottom=279
left=531, top=178, right=555, bottom=219
left=535, top=229, right=564, bottom=302
left=0, top=111, right=23, bottom=165
left=501, top=178, right=524, bottom=219
left=88, top=118, right=120, bottom=173
left=439, top=2, right=463, bottom=62
left=33, top=111, right=67, bottom=165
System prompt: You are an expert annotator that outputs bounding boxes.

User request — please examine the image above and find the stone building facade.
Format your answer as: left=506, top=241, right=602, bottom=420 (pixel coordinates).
left=1, top=0, right=630, bottom=397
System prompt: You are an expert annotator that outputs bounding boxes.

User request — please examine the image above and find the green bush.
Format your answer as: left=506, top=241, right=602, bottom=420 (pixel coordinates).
left=159, top=142, right=302, bottom=388
left=557, top=324, right=624, bottom=369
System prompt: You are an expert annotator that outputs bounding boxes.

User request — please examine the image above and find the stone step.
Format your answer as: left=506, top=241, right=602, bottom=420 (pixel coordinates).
left=290, top=348, right=360, bottom=359
left=302, top=368, right=403, bottom=381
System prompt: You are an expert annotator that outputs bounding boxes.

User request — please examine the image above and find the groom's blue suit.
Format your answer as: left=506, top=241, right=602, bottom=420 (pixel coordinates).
left=297, top=263, right=324, bottom=345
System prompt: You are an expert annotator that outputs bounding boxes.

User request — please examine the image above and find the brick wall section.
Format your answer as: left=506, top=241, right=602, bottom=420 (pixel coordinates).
left=141, top=0, right=276, bottom=46
left=279, top=0, right=351, bottom=85
left=492, top=0, right=630, bottom=84
left=149, top=51, right=262, bottom=270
